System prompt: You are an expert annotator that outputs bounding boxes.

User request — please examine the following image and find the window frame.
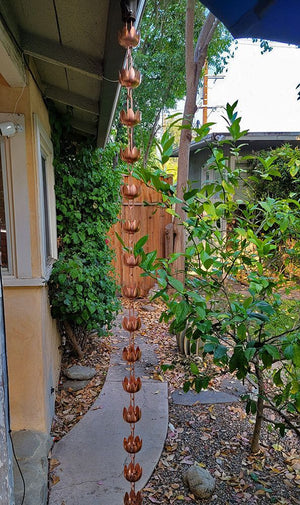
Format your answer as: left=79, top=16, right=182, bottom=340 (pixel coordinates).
left=0, top=113, right=32, bottom=283
left=0, top=137, right=14, bottom=274
left=34, top=115, right=57, bottom=280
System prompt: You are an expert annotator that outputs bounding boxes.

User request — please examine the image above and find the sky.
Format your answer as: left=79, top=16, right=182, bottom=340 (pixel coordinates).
left=178, top=40, right=300, bottom=134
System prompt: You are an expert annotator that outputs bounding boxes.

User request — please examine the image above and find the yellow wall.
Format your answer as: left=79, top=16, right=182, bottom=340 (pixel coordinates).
left=0, top=72, right=61, bottom=432
left=4, top=286, right=60, bottom=432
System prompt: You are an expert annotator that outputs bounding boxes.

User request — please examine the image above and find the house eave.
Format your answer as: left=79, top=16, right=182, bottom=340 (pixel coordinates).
left=172, top=131, right=300, bottom=157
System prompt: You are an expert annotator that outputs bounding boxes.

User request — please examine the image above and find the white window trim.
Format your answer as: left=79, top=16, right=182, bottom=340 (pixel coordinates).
left=0, top=113, right=32, bottom=282
left=0, top=138, right=15, bottom=274
left=34, top=115, right=57, bottom=280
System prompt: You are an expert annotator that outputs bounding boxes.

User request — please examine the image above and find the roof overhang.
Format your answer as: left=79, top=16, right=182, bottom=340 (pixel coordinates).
left=172, top=131, right=300, bottom=158
left=0, top=0, right=145, bottom=147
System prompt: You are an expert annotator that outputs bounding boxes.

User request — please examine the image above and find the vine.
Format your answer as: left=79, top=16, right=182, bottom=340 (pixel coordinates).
left=48, top=108, right=123, bottom=356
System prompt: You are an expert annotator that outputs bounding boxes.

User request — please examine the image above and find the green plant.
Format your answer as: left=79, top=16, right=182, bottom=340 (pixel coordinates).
left=48, top=116, right=123, bottom=357
left=115, top=0, right=232, bottom=168
left=249, top=144, right=300, bottom=200
left=137, top=102, right=300, bottom=452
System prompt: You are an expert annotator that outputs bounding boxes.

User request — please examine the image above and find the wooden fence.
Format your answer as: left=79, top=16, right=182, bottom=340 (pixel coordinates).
left=109, top=176, right=172, bottom=296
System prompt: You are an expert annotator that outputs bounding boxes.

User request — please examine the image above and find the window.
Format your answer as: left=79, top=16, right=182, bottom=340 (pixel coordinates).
left=34, top=115, right=57, bottom=278
left=0, top=145, right=8, bottom=269
left=0, top=113, right=32, bottom=281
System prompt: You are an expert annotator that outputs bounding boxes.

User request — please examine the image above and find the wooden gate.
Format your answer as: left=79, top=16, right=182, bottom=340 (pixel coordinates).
left=109, top=176, right=172, bottom=296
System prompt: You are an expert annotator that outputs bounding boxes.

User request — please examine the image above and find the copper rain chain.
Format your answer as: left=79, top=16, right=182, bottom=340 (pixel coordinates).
left=118, top=5, right=143, bottom=505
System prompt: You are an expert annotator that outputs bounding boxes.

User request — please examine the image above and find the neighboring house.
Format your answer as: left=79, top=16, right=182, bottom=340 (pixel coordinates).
left=0, top=1, right=145, bottom=503
left=188, top=132, right=300, bottom=196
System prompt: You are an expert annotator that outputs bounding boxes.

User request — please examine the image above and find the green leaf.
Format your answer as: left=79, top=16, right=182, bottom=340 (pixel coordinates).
left=190, top=362, right=199, bottom=375
left=168, top=277, right=184, bottom=293
left=161, top=364, right=175, bottom=372
left=204, top=342, right=215, bottom=353
left=184, top=188, right=198, bottom=201
left=292, top=344, right=300, bottom=367
left=115, top=231, right=127, bottom=249
left=260, top=350, right=273, bottom=368
left=194, top=375, right=210, bottom=392
left=229, top=346, right=248, bottom=378
left=214, top=344, right=227, bottom=360
left=134, top=235, right=149, bottom=252
left=58, top=273, right=67, bottom=284
left=175, top=300, right=190, bottom=324
left=221, top=179, right=235, bottom=194
left=183, top=381, right=190, bottom=393
left=273, top=369, right=284, bottom=387
left=283, top=344, right=294, bottom=360
left=244, top=347, right=256, bottom=361
left=250, top=472, right=259, bottom=482
left=264, top=344, right=280, bottom=360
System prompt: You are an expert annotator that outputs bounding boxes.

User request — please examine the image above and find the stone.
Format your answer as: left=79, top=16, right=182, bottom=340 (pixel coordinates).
left=64, top=365, right=96, bottom=380
left=218, top=376, right=248, bottom=397
left=63, top=380, right=89, bottom=392
left=172, top=389, right=240, bottom=406
left=12, top=430, right=52, bottom=505
left=183, top=464, right=216, bottom=499
left=141, top=304, right=156, bottom=312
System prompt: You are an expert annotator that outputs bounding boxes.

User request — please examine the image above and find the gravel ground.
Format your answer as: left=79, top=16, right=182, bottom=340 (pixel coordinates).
left=137, top=298, right=300, bottom=505
left=52, top=298, right=300, bottom=504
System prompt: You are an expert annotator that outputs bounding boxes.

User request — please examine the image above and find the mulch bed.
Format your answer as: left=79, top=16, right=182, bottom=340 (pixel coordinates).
left=51, top=298, right=300, bottom=504
left=51, top=333, right=112, bottom=440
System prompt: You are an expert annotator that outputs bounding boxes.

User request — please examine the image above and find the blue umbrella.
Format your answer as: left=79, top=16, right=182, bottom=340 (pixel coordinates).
left=200, top=0, right=300, bottom=46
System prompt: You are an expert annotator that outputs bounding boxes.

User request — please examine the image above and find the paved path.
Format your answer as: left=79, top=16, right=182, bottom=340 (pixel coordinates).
left=49, top=317, right=168, bottom=505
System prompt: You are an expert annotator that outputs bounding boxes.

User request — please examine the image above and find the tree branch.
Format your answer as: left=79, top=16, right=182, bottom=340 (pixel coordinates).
left=263, top=404, right=300, bottom=438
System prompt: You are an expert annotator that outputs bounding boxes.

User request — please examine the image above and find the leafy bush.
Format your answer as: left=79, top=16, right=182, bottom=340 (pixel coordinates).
left=48, top=132, right=123, bottom=355
left=137, top=103, right=300, bottom=452
left=249, top=144, right=300, bottom=200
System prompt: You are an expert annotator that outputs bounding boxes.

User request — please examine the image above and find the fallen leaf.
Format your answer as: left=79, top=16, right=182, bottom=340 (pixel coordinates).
left=149, top=496, right=160, bottom=503
left=272, top=443, right=283, bottom=451
left=49, top=458, right=60, bottom=472
left=51, top=474, right=60, bottom=485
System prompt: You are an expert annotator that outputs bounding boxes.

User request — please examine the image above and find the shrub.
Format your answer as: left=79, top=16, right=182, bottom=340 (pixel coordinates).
left=137, top=103, right=300, bottom=452
left=48, top=131, right=123, bottom=356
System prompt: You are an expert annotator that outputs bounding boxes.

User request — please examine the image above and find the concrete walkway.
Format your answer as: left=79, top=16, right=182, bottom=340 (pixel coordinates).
left=49, top=317, right=168, bottom=505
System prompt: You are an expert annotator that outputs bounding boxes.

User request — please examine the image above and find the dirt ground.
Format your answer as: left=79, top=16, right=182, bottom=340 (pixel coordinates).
left=52, top=297, right=300, bottom=505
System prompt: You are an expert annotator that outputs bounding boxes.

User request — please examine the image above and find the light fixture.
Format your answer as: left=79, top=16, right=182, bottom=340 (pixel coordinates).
left=0, top=122, right=23, bottom=137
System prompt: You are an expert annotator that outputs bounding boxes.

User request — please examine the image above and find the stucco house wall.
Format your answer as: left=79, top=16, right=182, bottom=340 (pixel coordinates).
left=0, top=72, right=61, bottom=433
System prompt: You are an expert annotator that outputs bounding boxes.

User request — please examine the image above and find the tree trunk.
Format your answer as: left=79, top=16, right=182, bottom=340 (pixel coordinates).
left=251, top=363, right=265, bottom=453
left=64, top=320, right=84, bottom=359
left=173, top=2, right=218, bottom=282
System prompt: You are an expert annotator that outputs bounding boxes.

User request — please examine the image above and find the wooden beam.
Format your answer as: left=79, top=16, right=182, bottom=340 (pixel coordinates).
left=21, top=32, right=103, bottom=80
left=43, top=84, right=99, bottom=115
left=0, top=18, right=26, bottom=86
left=70, top=118, right=97, bottom=136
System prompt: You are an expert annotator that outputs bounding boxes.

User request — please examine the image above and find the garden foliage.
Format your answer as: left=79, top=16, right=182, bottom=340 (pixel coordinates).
left=136, top=103, right=300, bottom=451
left=48, top=128, right=122, bottom=351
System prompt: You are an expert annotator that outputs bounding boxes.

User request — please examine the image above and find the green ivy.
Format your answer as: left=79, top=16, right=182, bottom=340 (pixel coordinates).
left=48, top=109, right=123, bottom=343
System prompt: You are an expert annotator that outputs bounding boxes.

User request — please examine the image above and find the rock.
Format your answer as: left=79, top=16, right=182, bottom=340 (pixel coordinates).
left=183, top=464, right=216, bottom=498
left=64, top=365, right=96, bottom=380
left=12, top=430, right=52, bottom=505
left=63, top=380, right=89, bottom=392
left=141, top=304, right=156, bottom=312
left=172, top=389, right=240, bottom=406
